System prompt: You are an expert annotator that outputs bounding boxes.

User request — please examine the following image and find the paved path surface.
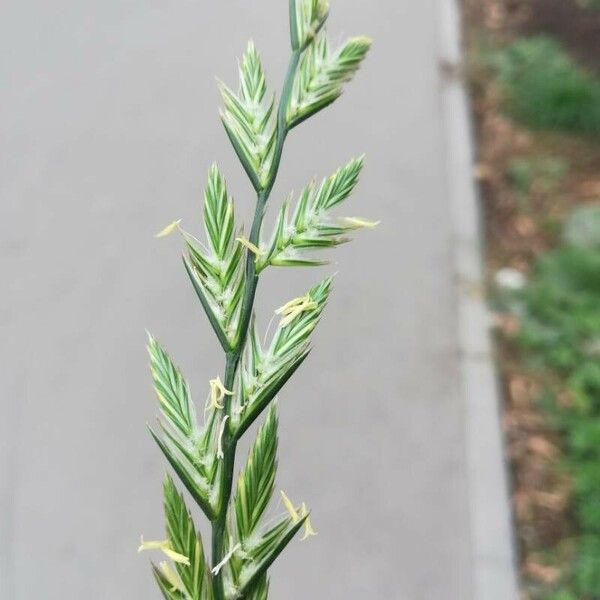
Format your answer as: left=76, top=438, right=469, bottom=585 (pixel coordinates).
left=1, top=1, right=511, bottom=598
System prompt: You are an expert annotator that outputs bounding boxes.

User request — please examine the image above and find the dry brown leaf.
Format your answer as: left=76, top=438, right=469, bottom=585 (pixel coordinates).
left=492, top=312, right=521, bottom=336
left=532, top=490, right=569, bottom=512
left=514, top=490, right=533, bottom=520
left=577, top=180, right=600, bottom=198
left=524, top=560, right=561, bottom=584
left=509, top=376, right=532, bottom=406
left=556, top=391, right=573, bottom=409
left=474, top=163, right=492, bottom=180
left=515, top=216, right=535, bottom=236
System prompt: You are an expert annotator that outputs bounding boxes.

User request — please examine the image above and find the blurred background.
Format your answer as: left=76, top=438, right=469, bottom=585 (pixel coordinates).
left=2, top=0, right=597, bottom=599
left=465, top=1, right=600, bottom=599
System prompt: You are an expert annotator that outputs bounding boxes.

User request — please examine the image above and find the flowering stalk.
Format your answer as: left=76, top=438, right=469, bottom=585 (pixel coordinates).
left=141, top=2, right=373, bottom=598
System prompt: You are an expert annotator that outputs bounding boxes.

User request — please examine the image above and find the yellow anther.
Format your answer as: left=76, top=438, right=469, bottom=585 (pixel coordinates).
left=275, top=294, right=318, bottom=327
left=159, top=561, right=184, bottom=592
left=155, top=219, right=183, bottom=238
left=138, top=537, right=190, bottom=565
left=300, top=502, right=318, bottom=540
left=276, top=296, right=308, bottom=314
left=280, top=490, right=300, bottom=523
left=236, top=236, right=263, bottom=256
left=208, top=376, right=233, bottom=411
left=340, top=216, right=381, bottom=230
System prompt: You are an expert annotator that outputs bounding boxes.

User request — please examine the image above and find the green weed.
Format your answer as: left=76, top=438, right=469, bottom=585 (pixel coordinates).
left=517, top=210, right=600, bottom=597
left=491, top=36, right=600, bottom=136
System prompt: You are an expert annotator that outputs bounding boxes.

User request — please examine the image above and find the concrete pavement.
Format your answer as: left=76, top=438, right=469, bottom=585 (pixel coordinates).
left=1, top=1, right=516, bottom=598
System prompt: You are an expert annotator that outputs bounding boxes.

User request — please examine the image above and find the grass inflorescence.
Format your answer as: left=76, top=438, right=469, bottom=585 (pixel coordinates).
left=139, top=2, right=374, bottom=599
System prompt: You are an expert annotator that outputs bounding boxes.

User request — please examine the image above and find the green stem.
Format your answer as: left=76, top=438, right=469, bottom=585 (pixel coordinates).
left=210, top=48, right=301, bottom=600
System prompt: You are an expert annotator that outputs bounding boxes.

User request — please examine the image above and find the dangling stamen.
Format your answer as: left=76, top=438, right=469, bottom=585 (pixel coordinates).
left=300, top=503, right=318, bottom=540
left=339, top=216, right=380, bottom=230
left=211, top=543, right=241, bottom=575
left=207, top=376, right=233, bottom=411
left=280, top=490, right=300, bottom=523
left=138, top=537, right=190, bottom=565
left=155, top=219, right=183, bottom=238
left=217, top=415, right=229, bottom=459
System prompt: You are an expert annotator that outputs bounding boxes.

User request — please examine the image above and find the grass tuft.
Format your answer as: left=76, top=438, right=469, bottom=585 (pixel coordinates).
left=491, top=36, right=600, bottom=136
left=516, top=217, right=600, bottom=596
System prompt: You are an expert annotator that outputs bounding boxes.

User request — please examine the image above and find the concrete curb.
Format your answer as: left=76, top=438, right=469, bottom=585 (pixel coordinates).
left=437, top=1, right=520, bottom=599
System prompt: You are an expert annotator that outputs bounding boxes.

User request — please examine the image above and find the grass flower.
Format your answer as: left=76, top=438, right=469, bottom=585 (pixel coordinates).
left=142, top=2, right=373, bottom=598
